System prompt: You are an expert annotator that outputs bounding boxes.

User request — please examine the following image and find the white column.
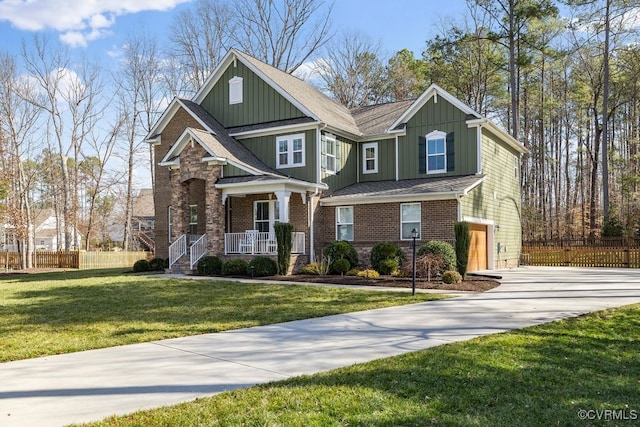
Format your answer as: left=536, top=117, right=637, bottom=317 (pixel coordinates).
left=274, top=190, right=291, bottom=223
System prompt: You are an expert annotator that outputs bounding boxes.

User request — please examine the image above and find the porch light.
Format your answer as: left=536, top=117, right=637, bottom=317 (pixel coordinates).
left=411, top=227, right=419, bottom=295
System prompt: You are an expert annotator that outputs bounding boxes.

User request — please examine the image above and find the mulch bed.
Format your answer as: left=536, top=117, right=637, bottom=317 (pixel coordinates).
left=259, top=274, right=501, bottom=292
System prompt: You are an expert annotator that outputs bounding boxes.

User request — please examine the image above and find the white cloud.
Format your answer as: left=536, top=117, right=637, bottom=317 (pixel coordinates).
left=0, top=0, right=191, bottom=47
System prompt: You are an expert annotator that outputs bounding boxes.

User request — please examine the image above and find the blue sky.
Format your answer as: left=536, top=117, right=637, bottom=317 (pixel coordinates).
left=0, top=0, right=470, bottom=65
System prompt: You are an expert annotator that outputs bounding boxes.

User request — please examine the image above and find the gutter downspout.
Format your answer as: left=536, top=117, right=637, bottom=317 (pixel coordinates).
left=309, top=189, right=319, bottom=263
left=395, top=134, right=399, bottom=181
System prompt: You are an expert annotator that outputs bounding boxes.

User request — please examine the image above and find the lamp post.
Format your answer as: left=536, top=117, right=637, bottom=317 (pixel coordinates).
left=411, top=227, right=419, bottom=295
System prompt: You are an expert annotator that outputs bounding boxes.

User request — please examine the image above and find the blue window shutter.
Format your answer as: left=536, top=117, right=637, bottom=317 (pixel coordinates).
left=418, top=136, right=426, bottom=174
left=446, top=132, right=455, bottom=171
left=335, top=139, right=341, bottom=172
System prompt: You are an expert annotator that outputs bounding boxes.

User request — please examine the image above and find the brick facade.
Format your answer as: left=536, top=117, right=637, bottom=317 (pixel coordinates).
left=154, top=107, right=205, bottom=258
left=314, top=199, right=458, bottom=268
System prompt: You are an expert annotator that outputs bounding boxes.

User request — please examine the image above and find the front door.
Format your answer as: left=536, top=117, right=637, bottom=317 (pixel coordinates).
left=254, top=200, right=280, bottom=233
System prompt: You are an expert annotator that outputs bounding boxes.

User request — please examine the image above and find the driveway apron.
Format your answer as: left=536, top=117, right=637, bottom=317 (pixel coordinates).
left=1, top=266, right=640, bottom=426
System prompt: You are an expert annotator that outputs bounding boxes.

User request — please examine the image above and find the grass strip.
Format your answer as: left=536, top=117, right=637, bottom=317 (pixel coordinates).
left=0, top=269, right=446, bottom=362
left=84, top=303, right=640, bottom=426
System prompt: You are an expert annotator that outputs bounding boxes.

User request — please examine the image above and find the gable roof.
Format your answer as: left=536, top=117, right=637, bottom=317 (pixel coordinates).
left=350, top=100, right=415, bottom=137
left=388, top=83, right=526, bottom=153
left=133, top=189, right=154, bottom=218
left=160, top=127, right=283, bottom=177
left=193, top=49, right=362, bottom=137
left=320, top=175, right=485, bottom=206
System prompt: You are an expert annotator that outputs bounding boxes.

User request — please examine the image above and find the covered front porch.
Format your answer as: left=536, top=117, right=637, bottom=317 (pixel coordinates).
left=224, top=230, right=306, bottom=255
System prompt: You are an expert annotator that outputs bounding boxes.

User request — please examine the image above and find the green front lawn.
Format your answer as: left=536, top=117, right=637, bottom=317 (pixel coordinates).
left=86, top=303, right=640, bottom=426
left=0, top=269, right=446, bottom=362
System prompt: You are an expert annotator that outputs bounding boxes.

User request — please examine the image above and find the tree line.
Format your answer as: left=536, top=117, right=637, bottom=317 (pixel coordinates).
left=1, top=0, right=637, bottom=268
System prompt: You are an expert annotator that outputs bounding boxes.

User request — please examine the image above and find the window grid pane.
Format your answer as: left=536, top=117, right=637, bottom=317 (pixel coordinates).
left=336, top=207, right=354, bottom=241
left=401, top=203, right=421, bottom=240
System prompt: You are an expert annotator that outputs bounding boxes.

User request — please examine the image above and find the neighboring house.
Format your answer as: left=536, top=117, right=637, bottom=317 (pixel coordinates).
left=147, top=49, right=527, bottom=272
left=132, top=189, right=155, bottom=252
left=1, top=209, right=82, bottom=252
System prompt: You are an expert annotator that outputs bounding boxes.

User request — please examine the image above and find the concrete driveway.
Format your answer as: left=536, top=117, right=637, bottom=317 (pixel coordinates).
left=1, top=266, right=640, bottom=426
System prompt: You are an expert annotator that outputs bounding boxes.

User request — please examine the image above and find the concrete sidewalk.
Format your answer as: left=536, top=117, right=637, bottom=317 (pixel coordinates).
left=1, top=266, right=640, bottom=426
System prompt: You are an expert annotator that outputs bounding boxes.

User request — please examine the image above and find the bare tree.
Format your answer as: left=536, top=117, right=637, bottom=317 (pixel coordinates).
left=232, top=0, right=333, bottom=73
left=21, top=35, right=104, bottom=250
left=116, top=30, right=163, bottom=251
left=0, top=52, right=41, bottom=267
left=80, top=114, right=124, bottom=250
left=168, top=0, right=234, bottom=94
left=316, top=31, right=389, bottom=108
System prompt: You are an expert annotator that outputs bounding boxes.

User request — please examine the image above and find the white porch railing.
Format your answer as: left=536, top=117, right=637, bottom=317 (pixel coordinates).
left=189, top=234, right=207, bottom=270
left=224, top=232, right=305, bottom=255
left=168, top=234, right=187, bottom=269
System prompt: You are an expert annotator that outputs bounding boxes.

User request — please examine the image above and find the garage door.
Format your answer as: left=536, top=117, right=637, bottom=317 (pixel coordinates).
left=468, top=223, right=488, bottom=272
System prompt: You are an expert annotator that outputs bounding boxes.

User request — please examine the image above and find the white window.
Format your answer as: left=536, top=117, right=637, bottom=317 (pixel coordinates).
left=229, top=76, right=243, bottom=104
left=426, top=130, right=446, bottom=174
left=276, top=133, right=305, bottom=168
left=362, top=142, right=378, bottom=174
left=336, top=206, right=354, bottom=241
left=401, top=203, right=421, bottom=240
left=321, top=133, right=340, bottom=174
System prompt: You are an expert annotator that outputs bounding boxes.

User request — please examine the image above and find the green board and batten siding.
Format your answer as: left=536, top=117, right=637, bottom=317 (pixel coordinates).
left=240, top=129, right=317, bottom=183
left=200, top=60, right=305, bottom=128
left=460, top=128, right=522, bottom=267
left=398, top=96, right=478, bottom=179
left=222, top=164, right=247, bottom=178
left=359, top=138, right=396, bottom=182
left=322, top=135, right=357, bottom=190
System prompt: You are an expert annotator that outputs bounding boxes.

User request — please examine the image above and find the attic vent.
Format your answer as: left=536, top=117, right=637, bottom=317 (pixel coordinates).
left=229, top=76, right=243, bottom=105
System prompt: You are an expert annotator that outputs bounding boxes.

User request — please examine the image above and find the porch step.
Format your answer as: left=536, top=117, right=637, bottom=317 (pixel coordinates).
left=167, top=257, right=196, bottom=275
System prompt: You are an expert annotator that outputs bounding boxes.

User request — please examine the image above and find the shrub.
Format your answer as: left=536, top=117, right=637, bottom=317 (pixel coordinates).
left=323, top=240, right=358, bottom=273
left=418, top=240, right=456, bottom=271
left=370, top=242, right=404, bottom=272
left=274, top=222, right=294, bottom=275
left=401, top=253, right=447, bottom=281
left=133, top=259, right=150, bottom=273
left=377, top=258, right=399, bottom=275
left=455, top=221, right=471, bottom=277
left=148, top=257, right=166, bottom=271
left=346, top=268, right=361, bottom=276
left=357, top=269, right=379, bottom=279
left=222, top=259, right=248, bottom=276
left=331, top=258, right=351, bottom=275
left=197, top=256, right=222, bottom=275
left=248, top=256, right=278, bottom=277
left=442, top=270, right=462, bottom=284
left=300, top=257, right=331, bottom=275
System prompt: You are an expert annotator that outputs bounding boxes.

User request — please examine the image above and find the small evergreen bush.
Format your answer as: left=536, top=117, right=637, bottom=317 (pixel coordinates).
left=442, top=270, right=462, bottom=284
left=357, top=269, right=380, bottom=279
left=331, top=258, right=351, bottom=275
left=378, top=258, right=399, bottom=275
left=346, top=268, right=361, bottom=276
left=133, top=259, right=150, bottom=273
left=197, top=256, right=223, bottom=275
left=418, top=240, right=456, bottom=271
left=148, top=257, right=166, bottom=271
left=323, top=240, right=358, bottom=273
left=454, top=221, right=471, bottom=277
left=222, top=259, right=248, bottom=276
left=274, top=222, right=294, bottom=275
left=248, top=256, right=278, bottom=277
left=370, top=242, right=404, bottom=273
